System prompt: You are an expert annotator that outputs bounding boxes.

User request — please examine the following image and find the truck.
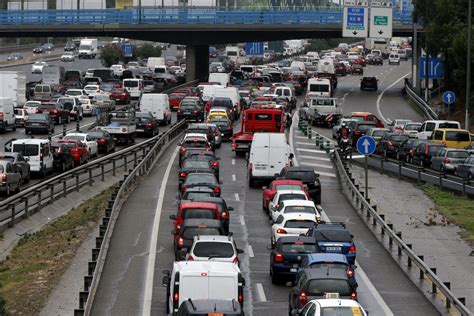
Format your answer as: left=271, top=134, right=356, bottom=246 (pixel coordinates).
left=365, top=38, right=390, bottom=58
left=305, top=97, right=342, bottom=127
left=231, top=108, right=285, bottom=156
left=147, top=57, right=165, bottom=71
left=99, top=107, right=136, bottom=145
left=41, top=65, right=65, bottom=90
left=0, top=71, right=26, bottom=107
left=78, top=38, right=98, bottom=59
left=225, top=46, right=240, bottom=61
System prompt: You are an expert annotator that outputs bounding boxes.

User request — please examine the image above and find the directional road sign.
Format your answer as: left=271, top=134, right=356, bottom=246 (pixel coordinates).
left=343, top=6, right=369, bottom=38
left=356, top=136, right=376, bottom=155
left=419, top=57, right=444, bottom=79
left=442, top=91, right=456, bottom=105
left=121, top=44, right=133, bottom=58
left=369, top=6, right=393, bottom=38
left=245, top=42, right=264, bottom=56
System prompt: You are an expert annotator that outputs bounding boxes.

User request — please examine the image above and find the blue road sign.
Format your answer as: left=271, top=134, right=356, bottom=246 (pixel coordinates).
left=121, top=44, right=133, bottom=57
left=347, top=7, right=365, bottom=28
left=442, top=91, right=455, bottom=105
left=419, top=57, right=444, bottom=79
left=245, top=42, right=264, bottom=56
left=356, top=136, right=376, bottom=155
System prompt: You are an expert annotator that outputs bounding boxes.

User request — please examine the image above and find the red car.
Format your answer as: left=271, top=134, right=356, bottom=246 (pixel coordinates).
left=169, top=93, right=187, bottom=111
left=57, top=139, right=89, bottom=166
left=169, top=201, right=221, bottom=235
left=109, top=88, right=130, bottom=104
left=175, top=87, right=198, bottom=97
left=262, top=179, right=310, bottom=212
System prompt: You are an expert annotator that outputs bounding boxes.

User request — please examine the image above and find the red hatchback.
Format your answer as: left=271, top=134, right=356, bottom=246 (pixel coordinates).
left=262, top=179, right=310, bottom=212
left=109, top=88, right=130, bottom=104
left=169, top=202, right=220, bottom=235
left=169, top=93, right=187, bottom=111
left=57, top=139, right=89, bottom=166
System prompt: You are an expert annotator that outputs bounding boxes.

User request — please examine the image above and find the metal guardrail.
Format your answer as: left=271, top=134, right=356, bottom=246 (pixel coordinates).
left=333, top=149, right=472, bottom=316
left=405, top=79, right=439, bottom=120
left=0, top=8, right=413, bottom=26
left=73, top=119, right=187, bottom=316
left=0, top=79, right=199, bottom=232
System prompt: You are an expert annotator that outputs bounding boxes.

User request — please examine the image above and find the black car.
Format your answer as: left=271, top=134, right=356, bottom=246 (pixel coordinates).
left=183, top=196, right=234, bottom=234
left=174, top=219, right=226, bottom=260
left=87, top=130, right=115, bottom=154
left=289, top=268, right=357, bottom=314
left=179, top=160, right=215, bottom=189
left=360, top=77, right=378, bottom=91
left=7, top=53, right=23, bottom=61
left=180, top=173, right=221, bottom=197
left=179, top=186, right=217, bottom=201
left=136, top=111, right=159, bottom=137
left=412, top=142, right=446, bottom=167
left=278, top=166, right=321, bottom=204
left=398, top=139, right=427, bottom=163
left=373, top=56, right=383, bottom=65
left=376, top=132, right=410, bottom=158
left=64, top=41, right=76, bottom=51
left=0, top=152, right=30, bottom=183
left=349, top=121, right=377, bottom=147
left=33, top=46, right=44, bottom=54
left=177, top=102, right=203, bottom=122
left=208, top=115, right=233, bottom=140
left=51, top=142, right=74, bottom=172
left=182, top=150, right=220, bottom=179
left=177, top=299, right=243, bottom=316
left=25, top=113, right=54, bottom=134
left=270, top=236, right=319, bottom=285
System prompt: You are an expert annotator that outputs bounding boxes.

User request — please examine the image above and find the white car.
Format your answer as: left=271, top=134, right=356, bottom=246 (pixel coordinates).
left=80, top=98, right=95, bottom=116
left=271, top=212, right=318, bottom=247
left=14, top=108, right=29, bottom=126
left=61, top=52, right=75, bottom=62
left=271, top=200, right=320, bottom=223
left=65, top=89, right=86, bottom=98
left=63, top=133, right=98, bottom=157
left=83, top=85, right=101, bottom=98
left=185, top=235, right=243, bottom=265
left=110, top=64, right=124, bottom=77
left=31, top=61, right=47, bottom=74
left=24, top=101, right=41, bottom=114
left=299, top=296, right=368, bottom=316
left=388, top=53, right=400, bottom=65
left=85, top=69, right=94, bottom=78
left=268, top=189, right=309, bottom=216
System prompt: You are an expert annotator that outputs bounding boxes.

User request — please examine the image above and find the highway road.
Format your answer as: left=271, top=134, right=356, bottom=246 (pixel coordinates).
left=91, top=60, right=442, bottom=315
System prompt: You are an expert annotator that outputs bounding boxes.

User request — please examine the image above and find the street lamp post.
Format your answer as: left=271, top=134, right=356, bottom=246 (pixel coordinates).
left=466, top=0, right=472, bottom=130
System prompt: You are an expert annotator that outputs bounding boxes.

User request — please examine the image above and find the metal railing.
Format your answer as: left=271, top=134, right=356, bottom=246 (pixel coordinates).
left=405, top=79, right=438, bottom=120
left=0, top=79, right=199, bottom=232
left=0, top=8, right=414, bottom=26
left=333, top=149, right=472, bottom=316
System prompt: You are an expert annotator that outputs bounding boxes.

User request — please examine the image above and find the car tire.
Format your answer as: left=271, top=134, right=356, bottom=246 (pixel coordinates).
left=12, top=124, right=16, bottom=131
left=248, top=175, right=255, bottom=188
left=5, top=185, right=10, bottom=197
left=271, top=272, right=278, bottom=285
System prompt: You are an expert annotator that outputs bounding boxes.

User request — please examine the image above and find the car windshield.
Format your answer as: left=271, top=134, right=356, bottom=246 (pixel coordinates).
left=405, top=123, right=421, bottom=130
left=391, top=135, right=409, bottom=142
left=193, top=242, right=234, bottom=258
left=87, top=132, right=105, bottom=139
left=429, top=145, right=445, bottom=154
left=67, top=90, right=81, bottom=96
left=275, top=184, right=301, bottom=191
left=286, top=171, right=316, bottom=181
left=278, top=193, right=306, bottom=203
left=182, top=209, right=215, bottom=219
left=280, top=243, right=317, bottom=253
left=183, top=160, right=210, bottom=169
left=372, top=130, right=387, bottom=137
left=183, top=141, right=208, bottom=148
left=447, top=151, right=469, bottom=159
left=320, top=306, right=364, bottom=315
left=12, top=144, right=38, bottom=156
left=25, top=102, right=40, bottom=107
left=185, top=174, right=216, bottom=185
left=284, top=206, right=315, bottom=214
left=182, top=227, right=220, bottom=239
left=307, top=279, right=352, bottom=296
left=284, top=220, right=315, bottom=228
left=315, top=230, right=352, bottom=242
left=446, top=131, right=470, bottom=142
left=210, top=116, right=228, bottom=123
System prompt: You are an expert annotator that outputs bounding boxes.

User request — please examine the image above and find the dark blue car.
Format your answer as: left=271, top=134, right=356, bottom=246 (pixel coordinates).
left=300, top=253, right=357, bottom=286
left=304, top=222, right=356, bottom=264
left=269, top=236, right=318, bottom=284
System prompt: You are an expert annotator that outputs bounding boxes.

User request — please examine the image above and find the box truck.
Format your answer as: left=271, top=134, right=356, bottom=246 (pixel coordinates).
left=0, top=71, right=26, bottom=107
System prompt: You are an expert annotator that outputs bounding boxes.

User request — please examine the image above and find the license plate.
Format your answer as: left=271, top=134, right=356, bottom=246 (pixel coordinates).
left=255, top=166, right=266, bottom=170
left=32, top=123, right=39, bottom=126
left=290, top=268, right=298, bottom=273
left=136, top=129, right=144, bottom=132
left=115, top=99, right=121, bottom=101
left=326, top=246, right=341, bottom=251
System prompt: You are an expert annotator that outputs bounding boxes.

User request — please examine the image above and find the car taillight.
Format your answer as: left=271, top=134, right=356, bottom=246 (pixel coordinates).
left=1, top=174, right=7, bottom=183
left=36, top=108, right=42, bottom=113
left=40, top=152, right=44, bottom=161
left=213, top=187, right=221, bottom=194
left=351, top=291, right=357, bottom=300
left=176, top=224, right=181, bottom=230
left=0, top=112, right=3, bottom=119
left=211, top=161, right=218, bottom=167
left=187, top=255, right=194, bottom=261
left=298, top=291, right=308, bottom=306
left=177, top=237, right=184, bottom=247
left=349, top=245, right=356, bottom=253
left=233, top=257, right=240, bottom=264
left=276, top=228, right=287, bottom=234
left=179, top=172, right=187, bottom=178
left=354, top=130, right=360, bottom=135
left=179, top=147, right=186, bottom=154
left=173, top=292, right=179, bottom=302
left=347, top=268, right=354, bottom=278
left=231, top=143, right=237, bottom=149
left=387, top=141, right=393, bottom=146
left=53, top=109, right=58, bottom=114
left=98, top=138, right=106, bottom=143
left=425, top=147, right=429, bottom=154
left=177, top=109, right=182, bottom=113
left=221, top=211, right=228, bottom=220
left=193, top=110, right=198, bottom=114
left=443, top=158, right=451, bottom=163
left=145, top=123, right=152, bottom=127
left=274, top=253, right=284, bottom=263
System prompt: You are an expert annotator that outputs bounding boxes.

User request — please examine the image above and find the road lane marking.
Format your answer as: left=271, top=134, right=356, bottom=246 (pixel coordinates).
left=240, top=215, right=245, bottom=226
left=234, top=193, right=240, bottom=201
left=299, top=162, right=333, bottom=169
left=256, top=283, right=267, bottom=302
left=232, top=159, right=235, bottom=165
left=247, top=244, right=255, bottom=258
left=297, top=148, right=327, bottom=154
left=297, top=155, right=331, bottom=162
left=142, top=147, right=178, bottom=316
left=376, top=72, right=410, bottom=124
left=232, top=174, right=236, bottom=181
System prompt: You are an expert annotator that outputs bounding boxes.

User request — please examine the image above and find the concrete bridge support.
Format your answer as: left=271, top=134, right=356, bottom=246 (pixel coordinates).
left=186, top=45, right=209, bottom=82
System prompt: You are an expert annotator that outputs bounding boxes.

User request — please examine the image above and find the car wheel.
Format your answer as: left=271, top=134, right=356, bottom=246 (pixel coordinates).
left=396, top=152, right=400, bottom=160
left=5, top=185, right=10, bottom=196
left=12, top=124, right=16, bottom=131
left=61, top=162, right=66, bottom=173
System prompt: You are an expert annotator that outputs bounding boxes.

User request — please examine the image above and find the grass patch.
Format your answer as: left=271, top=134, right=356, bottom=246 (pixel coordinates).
left=0, top=187, right=115, bottom=315
left=422, top=184, right=474, bottom=244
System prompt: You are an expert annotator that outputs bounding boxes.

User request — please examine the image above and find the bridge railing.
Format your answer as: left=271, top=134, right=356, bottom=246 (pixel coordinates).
left=0, top=8, right=413, bottom=25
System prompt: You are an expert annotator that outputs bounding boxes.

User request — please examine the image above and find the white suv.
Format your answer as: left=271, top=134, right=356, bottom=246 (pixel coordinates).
left=186, top=235, right=243, bottom=265
left=388, top=53, right=400, bottom=65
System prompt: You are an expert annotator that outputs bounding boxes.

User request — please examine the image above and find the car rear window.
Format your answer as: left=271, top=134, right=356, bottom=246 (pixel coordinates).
left=307, top=279, right=352, bottom=296
left=284, top=206, right=315, bottom=214
left=183, top=160, right=210, bottom=169
left=429, top=145, right=445, bottom=154
left=314, top=230, right=352, bottom=242
left=358, top=124, right=376, bottom=132
left=391, top=135, right=409, bottom=142
left=320, top=306, right=363, bottom=315
left=183, top=141, right=208, bottom=148
left=286, top=171, right=316, bottom=181
left=439, top=123, right=460, bottom=129
left=284, top=220, right=315, bottom=229
left=447, top=151, right=469, bottom=159
left=405, top=123, right=421, bottom=130
left=309, top=262, right=347, bottom=271
left=184, top=192, right=214, bottom=200
left=182, top=228, right=220, bottom=239
left=278, top=193, right=306, bottom=203
left=180, top=104, right=197, bottom=110
left=275, top=184, right=301, bottom=191
left=193, top=242, right=234, bottom=258
left=186, top=174, right=217, bottom=185
left=182, top=209, right=215, bottom=220
left=280, top=243, right=317, bottom=253
left=12, top=144, right=38, bottom=156
left=372, top=130, right=387, bottom=137
left=445, top=131, right=470, bottom=142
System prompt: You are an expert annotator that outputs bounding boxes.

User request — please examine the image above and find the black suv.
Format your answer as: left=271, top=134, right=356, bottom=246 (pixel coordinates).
left=51, top=142, right=74, bottom=172
left=277, top=166, right=321, bottom=204
left=288, top=268, right=358, bottom=314
left=360, top=77, right=378, bottom=91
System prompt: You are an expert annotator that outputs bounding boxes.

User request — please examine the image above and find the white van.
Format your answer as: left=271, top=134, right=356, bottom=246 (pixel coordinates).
left=307, top=78, right=332, bottom=97
left=0, top=97, right=16, bottom=132
left=7, top=139, right=53, bottom=177
left=202, top=84, right=224, bottom=102
left=122, top=78, right=143, bottom=100
left=418, top=120, right=461, bottom=140
left=248, top=133, right=291, bottom=187
left=240, top=65, right=256, bottom=74
left=213, top=86, right=240, bottom=113
left=153, top=65, right=167, bottom=74
left=388, top=53, right=400, bottom=65
left=139, top=93, right=171, bottom=125
left=290, top=61, right=306, bottom=72
left=225, top=46, right=240, bottom=61
left=163, top=261, right=244, bottom=316
left=147, top=57, right=165, bottom=71
left=208, top=73, right=230, bottom=86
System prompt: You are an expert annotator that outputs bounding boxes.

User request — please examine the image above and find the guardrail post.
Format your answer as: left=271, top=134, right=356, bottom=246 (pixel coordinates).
left=79, top=291, right=88, bottom=310
left=134, top=151, right=138, bottom=166
left=307, top=127, right=312, bottom=139
left=439, top=176, right=443, bottom=188
left=396, top=232, right=402, bottom=256
left=407, top=244, right=412, bottom=266
left=88, top=261, right=96, bottom=276
left=458, top=297, right=466, bottom=307
left=36, top=190, right=41, bottom=211
left=49, top=184, right=54, bottom=204
left=101, top=164, right=105, bottom=182
left=431, top=268, right=437, bottom=293
left=84, top=275, right=92, bottom=291
left=112, top=159, right=116, bottom=177
left=398, top=163, right=402, bottom=180
left=63, top=179, right=67, bottom=197
left=9, top=204, right=15, bottom=227
left=444, top=282, right=451, bottom=308
left=76, top=119, right=80, bottom=132
left=418, top=255, right=424, bottom=279
left=63, top=124, right=67, bottom=137
left=380, top=215, right=385, bottom=234
left=123, top=156, right=127, bottom=172
left=75, top=173, right=80, bottom=191
left=92, top=248, right=100, bottom=262
left=388, top=224, right=394, bottom=245
left=88, top=169, right=93, bottom=186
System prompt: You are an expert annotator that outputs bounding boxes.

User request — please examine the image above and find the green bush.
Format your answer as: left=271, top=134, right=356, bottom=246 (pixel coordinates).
left=135, top=43, right=162, bottom=59
left=100, top=45, right=124, bottom=67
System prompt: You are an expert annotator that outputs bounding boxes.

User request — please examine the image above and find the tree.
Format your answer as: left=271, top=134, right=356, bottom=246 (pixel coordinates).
left=135, top=43, right=162, bottom=60
left=100, top=45, right=123, bottom=67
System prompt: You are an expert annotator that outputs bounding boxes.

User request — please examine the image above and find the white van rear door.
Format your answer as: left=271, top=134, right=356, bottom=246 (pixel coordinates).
left=180, top=275, right=209, bottom=303
left=269, top=147, right=288, bottom=174
left=251, top=147, right=270, bottom=177
left=209, top=275, right=237, bottom=300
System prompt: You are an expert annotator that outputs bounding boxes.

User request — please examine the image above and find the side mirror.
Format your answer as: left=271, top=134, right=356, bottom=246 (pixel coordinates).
left=169, top=215, right=177, bottom=220
left=228, top=232, right=234, bottom=237
left=289, top=153, right=294, bottom=159
left=227, top=207, right=234, bottom=211
left=274, top=173, right=280, bottom=178
left=262, top=186, right=268, bottom=190
left=237, top=248, right=244, bottom=254
left=162, top=276, right=170, bottom=287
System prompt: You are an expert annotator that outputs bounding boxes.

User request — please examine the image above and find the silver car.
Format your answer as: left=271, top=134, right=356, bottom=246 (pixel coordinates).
left=431, top=148, right=470, bottom=173
left=455, top=156, right=474, bottom=179
left=366, top=128, right=390, bottom=144
left=0, top=161, right=22, bottom=196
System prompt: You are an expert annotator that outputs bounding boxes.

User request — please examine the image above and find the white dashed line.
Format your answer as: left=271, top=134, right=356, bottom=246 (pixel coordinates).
left=256, top=283, right=267, bottom=302
left=232, top=174, right=236, bottom=181
left=247, top=244, right=255, bottom=257
left=299, top=162, right=333, bottom=169
left=297, top=155, right=331, bottom=162
left=232, top=159, right=235, bottom=165
left=234, top=193, right=240, bottom=201
left=240, top=215, right=246, bottom=226
left=297, top=148, right=327, bottom=154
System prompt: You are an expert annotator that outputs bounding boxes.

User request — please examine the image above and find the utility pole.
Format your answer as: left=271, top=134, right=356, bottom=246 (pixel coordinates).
left=424, top=0, right=429, bottom=102
left=466, top=0, right=472, bottom=130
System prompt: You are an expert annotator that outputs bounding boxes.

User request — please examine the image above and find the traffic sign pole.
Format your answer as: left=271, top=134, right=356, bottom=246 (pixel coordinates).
left=365, top=156, right=368, bottom=199
left=356, top=136, right=376, bottom=199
